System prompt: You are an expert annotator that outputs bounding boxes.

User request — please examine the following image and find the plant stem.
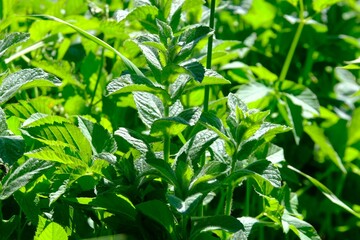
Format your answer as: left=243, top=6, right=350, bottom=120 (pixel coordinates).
left=90, top=47, right=105, bottom=109
left=279, top=0, right=305, bottom=81
left=203, top=0, right=216, bottom=112
left=164, top=90, right=170, bottom=163
left=225, top=155, right=237, bottom=215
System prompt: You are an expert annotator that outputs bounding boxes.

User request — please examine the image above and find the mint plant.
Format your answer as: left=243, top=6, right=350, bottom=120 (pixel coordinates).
left=1, top=0, right=359, bottom=239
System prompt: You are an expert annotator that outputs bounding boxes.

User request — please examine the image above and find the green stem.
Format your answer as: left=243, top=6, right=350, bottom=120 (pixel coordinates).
left=89, top=47, right=105, bottom=109
left=225, top=184, right=234, bottom=215
left=279, top=0, right=305, bottom=81
left=225, top=155, right=237, bottom=215
left=203, top=0, right=216, bottom=112
left=164, top=90, right=170, bottom=163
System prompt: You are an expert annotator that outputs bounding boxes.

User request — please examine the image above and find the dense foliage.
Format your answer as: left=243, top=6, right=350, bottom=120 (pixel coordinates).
left=1, top=0, right=360, bottom=239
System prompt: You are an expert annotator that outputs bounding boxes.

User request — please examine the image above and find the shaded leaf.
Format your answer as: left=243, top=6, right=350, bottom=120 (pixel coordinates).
left=288, top=165, right=360, bottom=219
left=167, top=193, right=203, bottom=215
left=137, top=200, right=176, bottom=237
left=304, top=124, right=346, bottom=173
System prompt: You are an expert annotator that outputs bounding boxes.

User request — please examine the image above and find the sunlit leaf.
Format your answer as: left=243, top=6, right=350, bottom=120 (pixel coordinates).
left=0, top=32, right=29, bottom=57
left=0, top=68, right=61, bottom=105
left=0, top=158, right=53, bottom=200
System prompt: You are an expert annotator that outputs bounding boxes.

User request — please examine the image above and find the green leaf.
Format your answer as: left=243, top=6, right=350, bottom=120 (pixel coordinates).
left=0, top=68, right=61, bottom=105
left=0, top=107, right=25, bottom=165
left=176, top=130, right=218, bottom=167
left=286, top=0, right=299, bottom=7
left=25, top=146, right=86, bottom=167
left=288, top=165, right=360, bottom=219
left=91, top=193, right=136, bottom=220
left=180, top=59, right=205, bottom=82
left=133, top=34, right=163, bottom=78
left=114, top=127, right=151, bottom=155
left=145, top=153, right=178, bottom=187
left=22, top=114, right=92, bottom=163
left=276, top=80, right=320, bottom=118
left=227, top=160, right=281, bottom=189
left=167, top=193, right=203, bottom=215
left=30, top=15, right=144, bottom=77
left=169, top=74, right=191, bottom=100
left=227, top=93, right=248, bottom=113
left=0, top=158, right=53, bottom=200
left=151, top=108, right=202, bottom=136
left=175, top=25, right=213, bottom=62
left=0, top=215, right=20, bottom=240
left=232, top=217, right=261, bottom=240
left=313, top=0, right=341, bottom=12
left=156, top=19, right=174, bottom=46
left=282, top=211, right=321, bottom=240
left=0, top=32, right=29, bottom=57
left=133, top=92, right=164, bottom=128
left=238, top=122, right=290, bottom=158
left=190, top=215, right=243, bottom=239
left=137, top=200, right=176, bottom=237
left=304, top=124, right=346, bottom=173
left=5, top=96, right=62, bottom=119
left=77, top=116, right=117, bottom=155
left=201, top=69, right=232, bottom=85
left=106, top=74, right=165, bottom=96
left=235, top=81, right=273, bottom=109
left=37, top=222, right=68, bottom=240
left=116, top=5, right=158, bottom=23
left=348, top=107, right=360, bottom=146
left=276, top=96, right=303, bottom=145
left=190, top=161, right=228, bottom=191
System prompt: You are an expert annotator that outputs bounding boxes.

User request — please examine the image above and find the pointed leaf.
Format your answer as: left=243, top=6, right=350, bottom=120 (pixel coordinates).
left=137, top=200, right=176, bottom=237
left=191, top=215, right=243, bottom=239
left=151, top=108, right=202, bottom=136
left=175, top=25, right=212, bottom=62
left=114, top=127, right=151, bottom=154
left=176, top=130, right=218, bottom=165
left=313, top=0, right=341, bottom=12
left=180, top=59, right=205, bottom=82
left=190, top=161, right=228, bottom=190
left=31, top=15, right=144, bottom=77
left=133, top=92, right=164, bottom=127
left=282, top=211, right=321, bottom=240
left=304, top=124, right=346, bottom=173
left=145, top=153, right=178, bottom=186
left=0, top=158, right=53, bottom=200
left=21, top=114, right=92, bottom=163
left=288, top=165, right=360, bottom=219
left=37, top=222, right=68, bottom=240
left=0, top=108, right=25, bottom=165
left=0, top=32, right=29, bottom=57
left=0, top=68, right=61, bottom=105
left=232, top=217, right=261, bottom=240
left=77, top=116, right=117, bottom=154
left=167, top=193, right=203, bottom=215
left=227, top=160, right=281, bottom=189
left=106, top=74, right=164, bottom=96
left=156, top=19, right=174, bottom=46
